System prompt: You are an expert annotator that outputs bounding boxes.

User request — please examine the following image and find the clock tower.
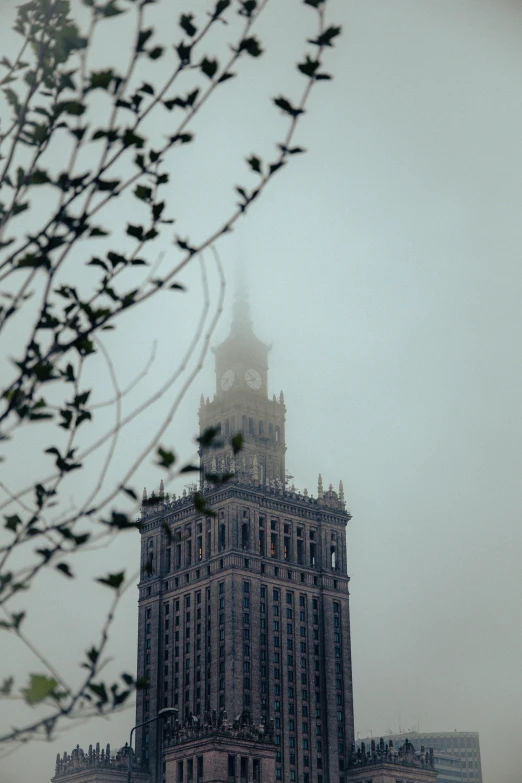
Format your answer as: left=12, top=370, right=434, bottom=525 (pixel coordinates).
left=199, top=294, right=286, bottom=486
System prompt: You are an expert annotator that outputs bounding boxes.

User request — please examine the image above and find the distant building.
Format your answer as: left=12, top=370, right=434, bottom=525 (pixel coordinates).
left=359, top=732, right=483, bottom=783
left=49, top=298, right=438, bottom=783
left=52, top=742, right=150, bottom=783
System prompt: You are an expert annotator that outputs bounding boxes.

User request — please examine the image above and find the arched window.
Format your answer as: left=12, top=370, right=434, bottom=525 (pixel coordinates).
left=331, top=547, right=336, bottom=570
left=249, top=417, right=255, bottom=435
left=242, top=415, right=247, bottom=432
left=219, top=524, right=226, bottom=552
left=242, top=522, right=249, bottom=550
left=269, top=423, right=273, bottom=440
left=225, top=419, right=230, bottom=436
left=275, top=425, right=280, bottom=443
left=216, top=422, right=222, bottom=435
left=259, top=420, right=264, bottom=436
left=231, top=416, right=235, bottom=433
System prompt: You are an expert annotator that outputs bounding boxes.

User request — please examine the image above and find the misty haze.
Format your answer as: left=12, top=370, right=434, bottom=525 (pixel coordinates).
left=0, top=2, right=521, bottom=783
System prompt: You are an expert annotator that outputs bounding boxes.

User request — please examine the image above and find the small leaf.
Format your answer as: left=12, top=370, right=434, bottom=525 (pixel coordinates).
left=197, top=426, right=222, bottom=449
left=179, top=13, right=197, bottom=36
left=90, top=69, right=113, bottom=90
left=231, top=433, right=244, bottom=455
left=122, top=129, right=144, bottom=148
left=157, top=447, right=176, bottom=469
left=200, top=58, right=218, bottom=79
left=5, top=515, right=22, bottom=533
left=122, top=486, right=138, bottom=500
left=23, top=674, right=58, bottom=705
left=56, top=563, right=74, bottom=578
left=218, top=72, right=235, bottom=83
left=274, top=96, right=304, bottom=117
left=137, top=28, right=153, bottom=52
left=308, top=25, right=342, bottom=47
left=61, top=100, right=86, bottom=116
left=96, top=571, right=125, bottom=590
left=212, top=0, right=231, bottom=19
left=179, top=464, right=199, bottom=474
left=247, top=155, right=262, bottom=173
left=238, top=36, right=262, bottom=57
left=28, top=169, right=49, bottom=185
left=176, top=42, right=191, bottom=65
left=148, top=46, right=164, bottom=60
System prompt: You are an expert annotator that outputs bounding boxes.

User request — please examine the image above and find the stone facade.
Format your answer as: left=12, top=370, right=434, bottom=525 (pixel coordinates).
left=345, top=738, right=437, bottom=783
left=51, top=742, right=150, bottom=783
left=136, top=299, right=354, bottom=783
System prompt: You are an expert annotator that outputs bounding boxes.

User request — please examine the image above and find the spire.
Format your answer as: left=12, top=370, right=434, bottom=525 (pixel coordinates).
left=231, top=270, right=253, bottom=336
left=339, top=480, right=344, bottom=503
left=317, top=474, right=324, bottom=499
left=142, top=487, right=147, bottom=501
left=159, top=479, right=164, bottom=496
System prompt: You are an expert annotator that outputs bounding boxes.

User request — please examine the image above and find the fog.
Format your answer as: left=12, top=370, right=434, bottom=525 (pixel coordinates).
left=1, top=1, right=521, bottom=782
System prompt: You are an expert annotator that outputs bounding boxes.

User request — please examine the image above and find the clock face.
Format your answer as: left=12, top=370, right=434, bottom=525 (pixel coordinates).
left=245, top=368, right=262, bottom=390
left=220, top=369, right=235, bottom=391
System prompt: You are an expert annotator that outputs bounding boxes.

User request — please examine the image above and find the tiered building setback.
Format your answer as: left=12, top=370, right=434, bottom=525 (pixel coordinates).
left=136, top=298, right=355, bottom=783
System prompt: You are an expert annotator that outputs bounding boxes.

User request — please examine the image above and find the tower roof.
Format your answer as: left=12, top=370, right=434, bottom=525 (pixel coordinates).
left=213, top=286, right=269, bottom=361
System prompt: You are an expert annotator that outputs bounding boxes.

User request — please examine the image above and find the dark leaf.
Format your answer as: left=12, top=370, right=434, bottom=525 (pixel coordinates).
left=28, top=169, right=49, bottom=185
left=56, top=562, right=74, bottom=578
left=127, top=224, right=144, bottom=240
left=308, top=25, right=342, bottom=47
left=273, top=96, right=304, bottom=117
left=61, top=100, right=86, bottom=116
left=176, top=42, right=191, bottom=65
left=231, top=433, right=244, bottom=455
left=179, top=464, right=199, bottom=474
left=96, top=179, right=120, bottom=192
left=297, top=56, right=319, bottom=77
left=89, top=69, right=113, bottom=90
left=179, top=13, right=197, bottom=36
left=238, top=36, right=262, bottom=57
left=157, top=447, right=176, bottom=469
left=212, top=0, right=231, bottom=19
left=101, top=0, right=125, bottom=16
left=247, top=155, right=262, bottom=173
left=134, top=184, right=152, bottom=201
left=200, top=58, right=218, bottom=79
left=218, top=72, right=235, bottom=83
left=193, top=492, right=215, bottom=516
left=122, top=486, right=138, bottom=500
left=169, top=133, right=193, bottom=145
left=238, top=0, right=257, bottom=16
left=122, top=129, right=144, bottom=148
left=5, top=515, right=22, bottom=533
left=279, top=144, right=306, bottom=155
left=170, top=283, right=185, bottom=291
left=148, top=47, right=164, bottom=60
left=88, top=682, right=108, bottom=704
left=137, top=28, right=153, bottom=52
left=197, top=426, right=222, bottom=449
left=96, top=571, right=125, bottom=590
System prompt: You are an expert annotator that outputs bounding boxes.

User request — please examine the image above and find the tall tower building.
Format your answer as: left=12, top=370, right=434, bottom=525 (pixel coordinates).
left=136, top=299, right=354, bottom=783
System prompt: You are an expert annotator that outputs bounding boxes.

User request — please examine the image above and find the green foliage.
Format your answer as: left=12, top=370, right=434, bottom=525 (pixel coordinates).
left=22, top=674, right=59, bottom=705
left=0, top=0, right=341, bottom=748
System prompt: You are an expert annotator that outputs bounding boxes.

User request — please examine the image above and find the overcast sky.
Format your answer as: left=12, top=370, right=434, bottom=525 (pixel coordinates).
left=1, top=1, right=521, bottom=782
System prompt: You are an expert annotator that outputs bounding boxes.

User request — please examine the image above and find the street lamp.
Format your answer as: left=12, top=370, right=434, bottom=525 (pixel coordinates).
left=127, top=707, right=178, bottom=783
